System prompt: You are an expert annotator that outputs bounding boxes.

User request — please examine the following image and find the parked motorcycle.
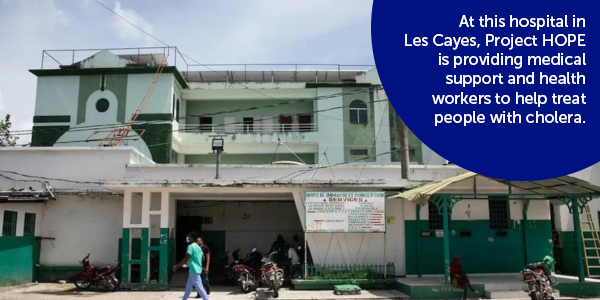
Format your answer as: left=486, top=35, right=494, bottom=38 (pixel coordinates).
left=223, top=249, right=241, bottom=285
left=71, top=254, right=118, bottom=292
left=236, top=249, right=263, bottom=293
left=261, top=252, right=284, bottom=298
left=520, top=261, right=558, bottom=300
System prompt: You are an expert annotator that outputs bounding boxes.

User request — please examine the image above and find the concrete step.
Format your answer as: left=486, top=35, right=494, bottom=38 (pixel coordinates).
left=484, top=289, right=560, bottom=299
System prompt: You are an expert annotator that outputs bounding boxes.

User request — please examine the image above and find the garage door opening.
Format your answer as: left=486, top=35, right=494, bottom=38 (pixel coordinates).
left=173, top=199, right=304, bottom=286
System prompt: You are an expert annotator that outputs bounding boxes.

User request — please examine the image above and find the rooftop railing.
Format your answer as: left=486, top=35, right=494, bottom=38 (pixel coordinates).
left=39, top=47, right=374, bottom=83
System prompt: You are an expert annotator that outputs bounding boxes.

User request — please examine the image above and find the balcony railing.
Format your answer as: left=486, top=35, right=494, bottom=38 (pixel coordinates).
left=180, top=123, right=318, bottom=134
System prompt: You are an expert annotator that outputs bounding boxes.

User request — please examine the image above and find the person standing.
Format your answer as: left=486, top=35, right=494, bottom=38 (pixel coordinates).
left=196, top=237, right=211, bottom=298
left=286, top=244, right=301, bottom=279
left=173, top=232, right=209, bottom=300
left=269, top=235, right=286, bottom=264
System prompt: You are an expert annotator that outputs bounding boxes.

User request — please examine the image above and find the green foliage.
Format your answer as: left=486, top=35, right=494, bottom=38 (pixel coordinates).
left=0, top=114, right=19, bottom=147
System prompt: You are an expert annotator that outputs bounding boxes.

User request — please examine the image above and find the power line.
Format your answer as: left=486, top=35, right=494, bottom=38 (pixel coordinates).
left=11, top=88, right=382, bottom=137
left=91, top=0, right=379, bottom=136
left=0, top=170, right=101, bottom=185
left=11, top=97, right=389, bottom=139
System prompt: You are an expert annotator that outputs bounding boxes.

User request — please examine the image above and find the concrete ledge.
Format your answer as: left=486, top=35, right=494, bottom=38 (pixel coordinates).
left=292, top=279, right=397, bottom=291
left=556, top=282, right=600, bottom=298
left=35, top=266, right=80, bottom=283
left=395, top=281, right=484, bottom=300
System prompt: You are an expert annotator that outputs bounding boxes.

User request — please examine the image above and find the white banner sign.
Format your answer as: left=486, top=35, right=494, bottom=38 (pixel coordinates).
left=304, top=192, right=386, bottom=233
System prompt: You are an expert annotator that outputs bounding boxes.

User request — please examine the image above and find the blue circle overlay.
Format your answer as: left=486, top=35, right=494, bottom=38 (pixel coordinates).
left=372, top=0, right=599, bottom=180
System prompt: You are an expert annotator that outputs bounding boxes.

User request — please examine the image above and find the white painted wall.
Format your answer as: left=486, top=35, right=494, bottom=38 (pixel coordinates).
left=39, top=195, right=123, bottom=266
left=177, top=201, right=303, bottom=257
left=126, top=74, right=174, bottom=114
left=315, top=87, right=345, bottom=164
left=34, top=76, right=80, bottom=123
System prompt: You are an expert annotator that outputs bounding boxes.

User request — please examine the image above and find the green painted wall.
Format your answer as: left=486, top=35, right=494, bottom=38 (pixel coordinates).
left=342, top=88, right=375, bottom=162
left=185, top=153, right=315, bottom=165
left=0, top=237, right=40, bottom=286
left=31, top=126, right=70, bottom=146
left=405, top=220, right=553, bottom=275
left=557, top=231, right=600, bottom=277
left=186, top=100, right=314, bottom=126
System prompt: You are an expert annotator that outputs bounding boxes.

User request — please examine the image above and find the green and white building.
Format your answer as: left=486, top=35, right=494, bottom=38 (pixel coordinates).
left=1, top=47, right=600, bottom=297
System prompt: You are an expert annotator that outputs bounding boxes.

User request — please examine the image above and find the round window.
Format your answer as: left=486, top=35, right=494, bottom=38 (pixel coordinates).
left=96, top=98, right=110, bottom=113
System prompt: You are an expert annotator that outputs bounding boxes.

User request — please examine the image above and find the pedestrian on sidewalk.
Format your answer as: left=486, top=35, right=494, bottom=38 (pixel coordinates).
left=196, top=237, right=211, bottom=298
left=450, top=255, right=478, bottom=300
left=173, top=231, right=210, bottom=300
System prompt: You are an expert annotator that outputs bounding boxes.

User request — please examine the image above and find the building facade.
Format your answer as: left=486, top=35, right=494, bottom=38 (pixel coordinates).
left=0, top=47, right=595, bottom=290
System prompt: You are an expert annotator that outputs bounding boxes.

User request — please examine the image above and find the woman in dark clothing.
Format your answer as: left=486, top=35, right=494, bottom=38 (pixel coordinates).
left=450, top=255, right=478, bottom=300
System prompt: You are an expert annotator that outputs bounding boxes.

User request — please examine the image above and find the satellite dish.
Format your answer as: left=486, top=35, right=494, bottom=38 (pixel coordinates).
left=271, top=161, right=306, bottom=165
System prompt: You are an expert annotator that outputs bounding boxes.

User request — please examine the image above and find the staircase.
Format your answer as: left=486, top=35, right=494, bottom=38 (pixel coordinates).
left=580, top=204, right=600, bottom=278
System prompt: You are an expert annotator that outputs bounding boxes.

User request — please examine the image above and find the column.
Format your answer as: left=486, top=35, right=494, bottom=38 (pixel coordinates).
left=442, top=196, right=451, bottom=284
left=572, top=196, right=586, bottom=282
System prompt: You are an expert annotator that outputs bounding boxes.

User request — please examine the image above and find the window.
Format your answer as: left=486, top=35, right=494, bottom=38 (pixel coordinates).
left=243, top=117, right=254, bottom=133
left=350, top=149, right=369, bottom=156
left=428, top=199, right=450, bottom=230
left=175, top=99, right=180, bottom=122
left=199, top=117, right=212, bottom=132
left=488, top=196, right=510, bottom=229
left=279, top=115, right=292, bottom=132
left=298, top=115, right=312, bottom=132
left=349, top=100, right=368, bottom=124
left=96, top=98, right=110, bottom=113
left=23, top=213, right=36, bottom=237
left=2, top=211, right=18, bottom=236
left=409, top=148, right=416, bottom=162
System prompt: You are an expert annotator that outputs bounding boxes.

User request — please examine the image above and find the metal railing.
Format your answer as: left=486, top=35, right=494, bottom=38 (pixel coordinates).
left=180, top=123, right=318, bottom=134
left=301, top=263, right=395, bottom=280
left=38, top=47, right=374, bottom=83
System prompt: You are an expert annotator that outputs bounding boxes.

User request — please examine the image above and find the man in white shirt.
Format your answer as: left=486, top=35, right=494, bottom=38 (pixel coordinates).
left=286, top=244, right=301, bottom=279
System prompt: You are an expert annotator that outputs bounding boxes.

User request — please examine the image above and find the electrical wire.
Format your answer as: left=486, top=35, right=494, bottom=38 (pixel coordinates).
left=10, top=88, right=384, bottom=137
left=0, top=169, right=101, bottom=185
left=90, top=0, right=379, bottom=139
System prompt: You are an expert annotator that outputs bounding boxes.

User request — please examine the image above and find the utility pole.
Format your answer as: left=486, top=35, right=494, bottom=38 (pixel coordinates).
left=397, top=114, right=409, bottom=180
left=211, top=135, right=225, bottom=179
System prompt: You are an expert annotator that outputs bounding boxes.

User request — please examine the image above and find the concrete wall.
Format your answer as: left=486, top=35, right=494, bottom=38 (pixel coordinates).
left=177, top=200, right=303, bottom=257
left=39, top=195, right=123, bottom=266
left=0, top=203, right=44, bottom=237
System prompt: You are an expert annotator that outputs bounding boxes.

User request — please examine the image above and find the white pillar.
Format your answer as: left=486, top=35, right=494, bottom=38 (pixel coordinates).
left=374, top=89, right=391, bottom=163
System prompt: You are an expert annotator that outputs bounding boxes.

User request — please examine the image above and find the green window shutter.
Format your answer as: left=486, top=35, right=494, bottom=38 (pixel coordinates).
left=2, top=211, right=18, bottom=236
left=488, top=196, right=510, bottom=229
left=23, top=213, right=36, bottom=237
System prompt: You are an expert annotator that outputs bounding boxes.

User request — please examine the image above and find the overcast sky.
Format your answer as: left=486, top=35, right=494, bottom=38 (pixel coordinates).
left=0, top=0, right=374, bottom=144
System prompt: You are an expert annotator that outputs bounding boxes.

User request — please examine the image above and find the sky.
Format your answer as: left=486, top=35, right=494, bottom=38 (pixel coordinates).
left=0, top=0, right=374, bottom=144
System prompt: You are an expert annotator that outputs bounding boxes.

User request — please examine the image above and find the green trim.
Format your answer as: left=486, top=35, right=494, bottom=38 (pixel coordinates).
left=556, top=282, right=600, bottom=297
left=132, top=123, right=172, bottom=163
left=292, top=279, right=396, bottom=291
left=33, top=115, right=71, bottom=123
left=31, top=126, right=70, bottom=147
left=121, top=228, right=130, bottom=284
left=395, top=281, right=484, bottom=299
left=29, top=66, right=188, bottom=89
left=135, top=114, right=172, bottom=122
left=159, top=228, right=170, bottom=284
left=140, top=228, right=149, bottom=284
left=306, top=83, right=372, bottom=88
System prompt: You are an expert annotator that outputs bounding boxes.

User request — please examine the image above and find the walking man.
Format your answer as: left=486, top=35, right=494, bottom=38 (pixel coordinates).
left=196, top=237, right=211, bottom=298
left=173, top=232, right=209, bottom=300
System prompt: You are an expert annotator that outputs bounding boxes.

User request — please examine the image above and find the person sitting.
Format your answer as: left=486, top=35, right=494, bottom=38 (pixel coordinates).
left=450, top=255, right=478, bottom=300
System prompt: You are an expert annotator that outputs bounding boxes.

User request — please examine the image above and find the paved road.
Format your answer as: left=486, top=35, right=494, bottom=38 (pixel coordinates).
left=0, top=283, right=598, bottom=300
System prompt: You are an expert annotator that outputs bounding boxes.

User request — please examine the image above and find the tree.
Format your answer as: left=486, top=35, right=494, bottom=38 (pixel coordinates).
left=0, top=114, right=19, bottom=147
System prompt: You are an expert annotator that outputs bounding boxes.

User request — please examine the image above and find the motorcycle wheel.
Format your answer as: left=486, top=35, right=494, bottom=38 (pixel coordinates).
left=272, top=282, right=279, bottom=298
left=530, top=283, right=542, bottom=300
left=239, top=274, right=251, bottom=294
left=103, top=275, right=117, bottom=292
left=73, top=277, right=91, bottom=290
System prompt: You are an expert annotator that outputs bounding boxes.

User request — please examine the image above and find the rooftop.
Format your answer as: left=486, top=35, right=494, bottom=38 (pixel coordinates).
left=36, top=47, right=374, bottom=83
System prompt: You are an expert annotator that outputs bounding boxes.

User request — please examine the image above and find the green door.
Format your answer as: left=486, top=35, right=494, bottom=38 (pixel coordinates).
left=201, top=231, right=226, bottom=278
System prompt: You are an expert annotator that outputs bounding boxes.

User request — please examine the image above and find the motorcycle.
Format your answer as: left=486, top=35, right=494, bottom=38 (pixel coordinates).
left=261, top=252, right=285, bottom=298
left=236, top=249, right=263, bottom=294
left=71, top=254, right=118, bottom=292
left=520, top=261, right=558, bottom=300
left=224, top=249, right=241, bottom=285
